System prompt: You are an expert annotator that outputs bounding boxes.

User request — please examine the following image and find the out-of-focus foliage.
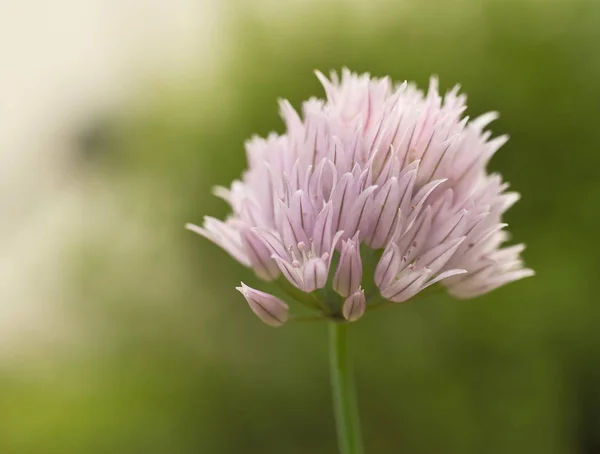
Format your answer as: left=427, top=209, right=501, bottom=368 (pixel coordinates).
left=2, top=0, right=600, bottom=453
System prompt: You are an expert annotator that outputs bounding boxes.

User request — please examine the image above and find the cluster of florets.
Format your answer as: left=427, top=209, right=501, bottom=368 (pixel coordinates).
left=188, top=69, right=533, bottom=326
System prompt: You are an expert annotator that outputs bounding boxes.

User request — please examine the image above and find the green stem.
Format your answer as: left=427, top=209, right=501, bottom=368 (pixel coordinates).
left=328, top=322, right=364, bottom=454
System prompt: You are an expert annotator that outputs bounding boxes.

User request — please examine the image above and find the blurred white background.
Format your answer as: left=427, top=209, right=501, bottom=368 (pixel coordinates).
left=0, top=0, right=222, bottom=358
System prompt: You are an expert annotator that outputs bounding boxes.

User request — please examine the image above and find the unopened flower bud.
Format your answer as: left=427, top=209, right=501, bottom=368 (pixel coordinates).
left=342, top=288, right=366, bottom=322
left=236, top=283, right=289, bottom=327
left=333, top=233, right=363, bottom=297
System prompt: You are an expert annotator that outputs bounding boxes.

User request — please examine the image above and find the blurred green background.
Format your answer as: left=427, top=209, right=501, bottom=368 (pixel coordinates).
left=2, top=0, right=600, bottom=453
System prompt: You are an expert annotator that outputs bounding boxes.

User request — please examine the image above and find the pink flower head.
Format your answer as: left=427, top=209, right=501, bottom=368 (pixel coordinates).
left=188, top=69, right=533, bottom=326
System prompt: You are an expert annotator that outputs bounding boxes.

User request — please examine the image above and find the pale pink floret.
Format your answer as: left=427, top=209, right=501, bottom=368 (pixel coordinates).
left=189, top=69, right=533, bottom=325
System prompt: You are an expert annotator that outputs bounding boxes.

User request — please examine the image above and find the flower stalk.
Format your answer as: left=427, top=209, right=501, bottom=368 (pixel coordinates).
left=329, top=322, right=363, bottom=454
